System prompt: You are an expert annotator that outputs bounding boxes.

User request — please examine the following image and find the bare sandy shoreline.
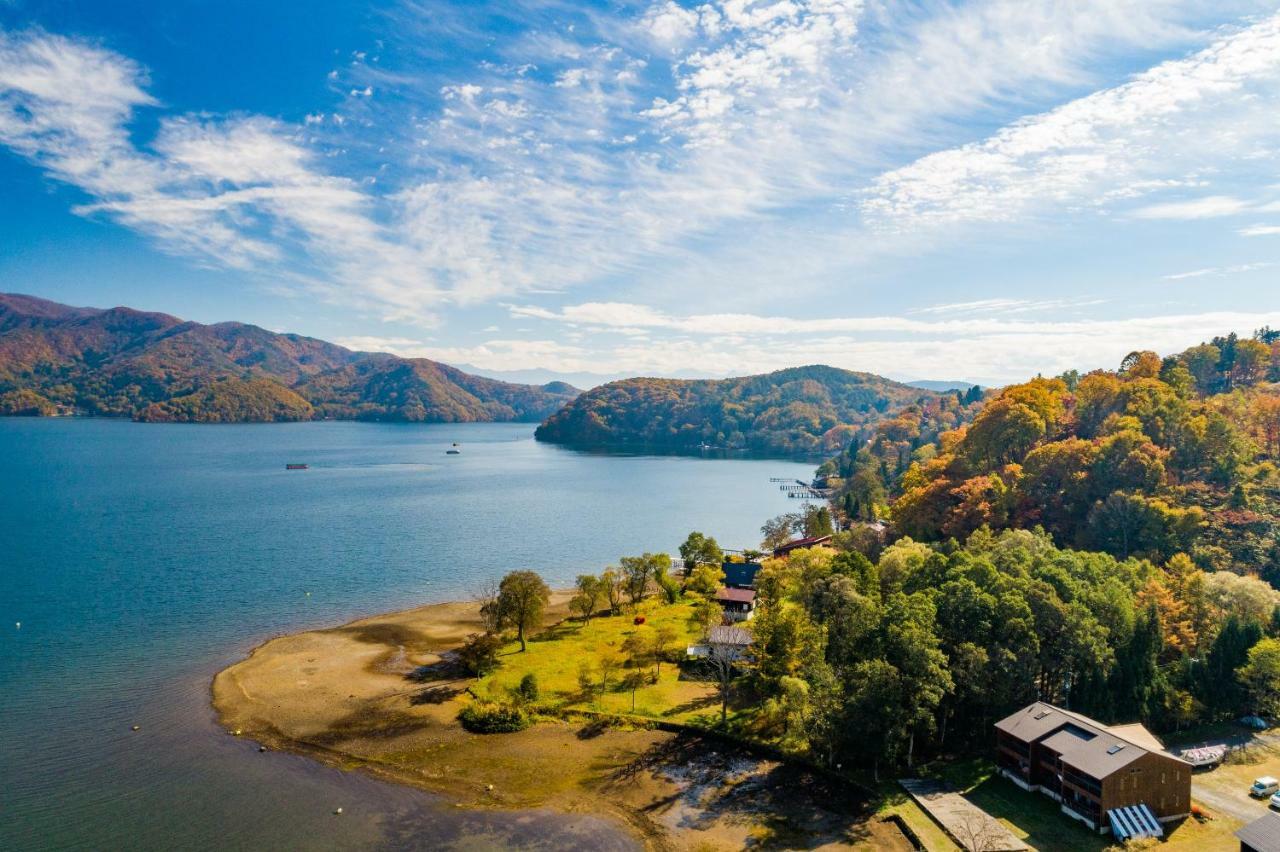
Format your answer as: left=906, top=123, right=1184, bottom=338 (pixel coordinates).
left=212, top=594, right=908, bottom=851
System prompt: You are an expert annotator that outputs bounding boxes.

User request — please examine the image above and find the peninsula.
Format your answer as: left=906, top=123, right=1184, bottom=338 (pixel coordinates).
left=212, top=580, right=912, bottom=850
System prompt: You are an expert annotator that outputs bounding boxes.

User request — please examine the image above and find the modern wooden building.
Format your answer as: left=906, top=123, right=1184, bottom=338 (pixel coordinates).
left=995, top=702, right=1191, bottom=836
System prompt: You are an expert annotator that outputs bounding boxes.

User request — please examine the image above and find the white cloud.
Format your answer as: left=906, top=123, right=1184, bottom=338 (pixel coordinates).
left=420, top=307, right=1280, bottom=384
left=641, top=2, right=700, bottom=45
left=1162, top=261, right=1273, bottom=279
left=1240, top=223, right=1280, bottom=237
left=1134, top=196, right=1251, bottom=220
left=863, top=15, right=1280, bottom=230
left=4, top=3, right=1280, bottom=333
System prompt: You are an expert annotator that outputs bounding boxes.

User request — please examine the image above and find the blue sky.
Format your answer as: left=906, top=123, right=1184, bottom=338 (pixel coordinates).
left=3, top=0, right=1280, bottom=385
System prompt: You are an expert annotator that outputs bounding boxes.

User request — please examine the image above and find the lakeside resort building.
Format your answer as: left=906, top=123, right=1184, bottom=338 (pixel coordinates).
left=995, top=701, right=1191, bottom=840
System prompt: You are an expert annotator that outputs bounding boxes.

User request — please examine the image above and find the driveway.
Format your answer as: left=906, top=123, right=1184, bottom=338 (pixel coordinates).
left=1178, top=730, right=1280, bottom=825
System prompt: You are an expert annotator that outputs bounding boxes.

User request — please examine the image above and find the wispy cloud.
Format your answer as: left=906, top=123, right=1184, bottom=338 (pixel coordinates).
left=911, top=298, right=1107, bottom=316
left=862, top=13, right=1280, bottom=232
left=2, top=2, right=1278, bottom=342
left=1163, top=262, right=1273, bottom=279
left=403, top=307, right=1280, bottom=385
left=1134, top=196, right=1253, bottom=220
left=1240, top=223, right=1280, bottom=237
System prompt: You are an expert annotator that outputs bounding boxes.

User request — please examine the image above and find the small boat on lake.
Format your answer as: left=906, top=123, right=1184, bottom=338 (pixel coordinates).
left=446, top=442, right=461, bottom=455
left=285, top=463, right=308, bottom=470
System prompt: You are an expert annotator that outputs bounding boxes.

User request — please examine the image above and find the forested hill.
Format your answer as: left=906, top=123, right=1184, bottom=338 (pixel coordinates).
left=0, top=293, right=579, bottom=423
left=534, top=365, right=969, bottom=455
left=828, top=330, right=1280, bottom=581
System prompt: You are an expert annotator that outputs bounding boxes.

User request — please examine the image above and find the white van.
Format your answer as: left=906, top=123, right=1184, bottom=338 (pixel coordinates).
left=1250, top=777, right=1279, bottom=798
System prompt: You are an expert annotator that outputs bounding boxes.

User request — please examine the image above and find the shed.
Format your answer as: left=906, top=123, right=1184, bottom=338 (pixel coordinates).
left=1237, top=811, right=1280, bottom=852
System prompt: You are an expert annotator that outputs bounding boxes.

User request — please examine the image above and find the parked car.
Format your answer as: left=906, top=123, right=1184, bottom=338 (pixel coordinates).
left=1250, top=777, right=1279, bottom=798
left=1270, top=791, right=1280, bottom=809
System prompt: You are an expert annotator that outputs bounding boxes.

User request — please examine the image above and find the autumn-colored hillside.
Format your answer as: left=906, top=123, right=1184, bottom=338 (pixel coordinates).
left=0, top=293, right=578, bottom=423
left=826, top=331, right=1280, bottom=582
left=534, top=365, right=961, bottom=455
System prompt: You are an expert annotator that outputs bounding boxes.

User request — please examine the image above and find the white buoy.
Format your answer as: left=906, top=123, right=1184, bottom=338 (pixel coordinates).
left=131, top=725, right=140, bottom=731
left=334, top=807, right=343, bottom=815
left=15, top=622, right=19, bottom=629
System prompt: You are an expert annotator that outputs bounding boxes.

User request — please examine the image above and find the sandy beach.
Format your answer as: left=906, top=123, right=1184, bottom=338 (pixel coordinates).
left=212, top=594, right=910, bottom=850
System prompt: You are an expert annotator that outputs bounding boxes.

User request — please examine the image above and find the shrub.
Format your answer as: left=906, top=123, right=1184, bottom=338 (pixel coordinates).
left=517, top=672, right=540, bottom=703
left=457, top=632, right=503, bottom=676
left=458, top=701, right=531, bottom=733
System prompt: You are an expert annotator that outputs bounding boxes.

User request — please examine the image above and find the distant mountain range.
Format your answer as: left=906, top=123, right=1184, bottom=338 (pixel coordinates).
left=534, top=365, right=943, bottom=455
left=0, top=294, right=578, bottom=423
left=906, top=379, right=979, bottom=392
left=455, top=364, right=718, bottom=391
left=463, top=366, right=980, bottom=393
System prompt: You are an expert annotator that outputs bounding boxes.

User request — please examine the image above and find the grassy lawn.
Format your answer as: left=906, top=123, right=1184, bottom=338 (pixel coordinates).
left=873, top=786, right=961, bottom=851
left=474, top=597, right=724, bottom=723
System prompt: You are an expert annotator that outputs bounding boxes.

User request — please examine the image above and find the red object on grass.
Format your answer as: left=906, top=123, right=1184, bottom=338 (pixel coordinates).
left=633, top=616, right=646, bottom=625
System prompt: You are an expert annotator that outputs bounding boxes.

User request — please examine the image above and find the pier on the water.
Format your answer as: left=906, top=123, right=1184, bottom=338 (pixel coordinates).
left=773, top=478, right=831, bottom=499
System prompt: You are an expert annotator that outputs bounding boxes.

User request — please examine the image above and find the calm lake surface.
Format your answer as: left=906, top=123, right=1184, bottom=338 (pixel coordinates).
left=0, top=418, right=815, bottom=851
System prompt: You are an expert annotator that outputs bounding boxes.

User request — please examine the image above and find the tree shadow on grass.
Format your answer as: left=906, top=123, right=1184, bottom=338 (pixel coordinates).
left=662, top=693, right=719, bottom=717
left=529, top=621, right=583, bottom=644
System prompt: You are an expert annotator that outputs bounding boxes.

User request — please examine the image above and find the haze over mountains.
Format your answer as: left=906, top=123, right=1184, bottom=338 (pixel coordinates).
left=0, top=294, right=578, bottom=423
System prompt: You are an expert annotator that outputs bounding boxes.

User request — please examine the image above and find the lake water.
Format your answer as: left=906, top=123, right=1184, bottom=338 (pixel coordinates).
left=0, top=418, right=816, bottom=851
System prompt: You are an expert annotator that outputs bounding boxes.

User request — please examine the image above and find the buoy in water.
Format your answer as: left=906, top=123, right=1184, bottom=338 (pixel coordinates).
left=259, top=745, right=267, bottom=753
left=334, top=807, right=343, bottom=815
left=15, top=622, right=19, bottom=629
left=131, top=725, right=140, bottom=731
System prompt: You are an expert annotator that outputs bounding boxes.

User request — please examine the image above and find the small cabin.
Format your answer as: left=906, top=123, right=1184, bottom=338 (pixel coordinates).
left=772, top=535, right=833, bottom=557
left=714, top=586, right=757, bottom=622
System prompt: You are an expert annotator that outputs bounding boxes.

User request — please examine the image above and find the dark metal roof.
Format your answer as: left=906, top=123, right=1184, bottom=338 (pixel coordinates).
left=774, top=535, right=833, bottom=555
left=1236, top=812, right=1280, bottom=852
left=715, top=586, right=757, bottom=604
left=722, top=561, right=761, bottom=588
left=995, top=701, right=1185, bottom=779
